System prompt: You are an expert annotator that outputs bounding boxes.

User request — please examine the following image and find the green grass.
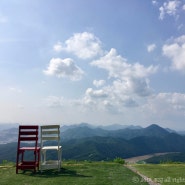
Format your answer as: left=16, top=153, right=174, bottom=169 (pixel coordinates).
left=134, top=163, right=185, bottom=185
left=0, top=161, right=148, bottom=185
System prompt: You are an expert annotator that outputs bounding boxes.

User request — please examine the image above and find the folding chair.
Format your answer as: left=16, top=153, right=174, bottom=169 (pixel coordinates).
left=40, top=125, right=62, bottom=172
left=16, top=125, right=40, bottom=174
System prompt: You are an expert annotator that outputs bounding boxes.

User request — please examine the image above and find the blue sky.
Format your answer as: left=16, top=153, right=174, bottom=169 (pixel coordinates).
left=0, top=0, right=185, bottom=129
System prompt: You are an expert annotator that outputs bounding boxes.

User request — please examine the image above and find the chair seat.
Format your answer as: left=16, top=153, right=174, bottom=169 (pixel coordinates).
left=42, top=146, right=61, bottom=150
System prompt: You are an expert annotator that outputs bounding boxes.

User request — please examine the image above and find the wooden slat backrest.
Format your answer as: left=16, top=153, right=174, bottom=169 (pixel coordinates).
left=18, top=125, right=39, bottom=142
left=20, top=131, right=38, bottom=135
left=19, top=125, right=38, bottom=129
left=41, top=125, right=60, bottom=142
left=41, top=125, right=60, bottom=129
left=19, top=137, right=38, bottom=141
left=41, top=136, right=60, bottom=141
left=42, top=130, right=58, bottom=135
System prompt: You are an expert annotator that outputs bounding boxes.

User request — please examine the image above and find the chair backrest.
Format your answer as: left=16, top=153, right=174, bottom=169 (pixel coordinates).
left=17, top=125, right=39, bottom=148
left=41, top=125, right=60, bottom=147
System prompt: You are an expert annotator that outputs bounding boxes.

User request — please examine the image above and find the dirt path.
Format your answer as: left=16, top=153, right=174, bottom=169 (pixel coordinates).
left=125, top=165, right=161, bottom=185
left=124, top=153, right=170, bottom=185
left=125, top=152, right=171, bottom=164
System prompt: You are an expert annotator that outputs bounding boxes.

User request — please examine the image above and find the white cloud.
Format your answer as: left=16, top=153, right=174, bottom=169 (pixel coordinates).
left=152, top=0, right=158, bottom=5
left=53, top=41, right=63, bottom=52
left=91, top=48, right=158, bottom=82
left=147, top=44, right=156, bottom=52
left=41, top=91, right=185, bottom=129
left=90, top=53, right=156, bottom=107
left=85, top=88, right=108, bottom=98
left=177, top=24, right=184, bottom=30
left=146, top=93, right=185, bottom=117
left=72, top=48, right=158, bottom=113
left=162, top=35, right=185, bottom=73
left=54, top=32, right=103, bottom=59
left=43, top=32, right=185, bottom=128
left=159, top=0, right=181, bottom=20
left=93, top=80, right=105, bottom=87
left=183, top=4, right=185, bottom=10
left=46, top=33, right=158, bottom=115
left=43, top=58, right=84, bottom=81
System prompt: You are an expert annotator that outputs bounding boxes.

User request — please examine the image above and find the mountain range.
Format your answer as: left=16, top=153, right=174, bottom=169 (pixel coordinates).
left=0, top=123, right=185, bottom=163
left=60, top=123, right=170, bottom=141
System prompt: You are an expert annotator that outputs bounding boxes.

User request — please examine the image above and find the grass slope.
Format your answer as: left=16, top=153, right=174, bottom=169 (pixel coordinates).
left=0, top=162, right=148, bottom=185
left=134, top=164, right=185, bottom=185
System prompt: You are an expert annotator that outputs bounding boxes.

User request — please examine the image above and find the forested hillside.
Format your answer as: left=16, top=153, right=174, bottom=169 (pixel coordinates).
left=1, top=124, right=185, bottom=163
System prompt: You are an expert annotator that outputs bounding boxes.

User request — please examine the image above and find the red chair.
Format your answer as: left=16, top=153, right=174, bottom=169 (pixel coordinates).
left=16, top=125, right=40, bottom=173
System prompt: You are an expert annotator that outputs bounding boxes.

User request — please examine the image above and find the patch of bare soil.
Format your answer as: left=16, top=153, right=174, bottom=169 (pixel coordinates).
left=125, top=152, right=173, bottom=164
left=124, top=153, right=175, bottom=185
left=125, top=165, right=161, bottom=185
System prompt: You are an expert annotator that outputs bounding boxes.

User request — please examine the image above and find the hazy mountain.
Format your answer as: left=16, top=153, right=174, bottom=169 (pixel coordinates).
left=142, top=124, right=169, bottom=137
left=1, top=123, right=185, bottom=163
left=60, top=123, right=169, bottom=141
left=0, top=127, right=18, bottom=144
left=61, top=126, right=108, bottom=141
left=61, top=122, right=94, bottom=132
left=97, top=124, right=142, bottom=130
left=0, top=123, right=19, bottom=130
left=2, top=132, right=185, bottom=163
left=0, top=123, right=179, bottom=144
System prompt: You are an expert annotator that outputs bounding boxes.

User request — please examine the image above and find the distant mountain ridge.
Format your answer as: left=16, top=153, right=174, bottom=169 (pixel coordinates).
left=1, top=123, right=185, bottom=162
left=60, top=124, right=170, bottom=141
left=0, top=123, right=178, bottom=144
left=0, top=123, right=19, bottom=130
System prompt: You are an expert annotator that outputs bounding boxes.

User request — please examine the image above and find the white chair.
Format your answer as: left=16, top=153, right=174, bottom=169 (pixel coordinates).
left=40, top=125, right=62, bottom=171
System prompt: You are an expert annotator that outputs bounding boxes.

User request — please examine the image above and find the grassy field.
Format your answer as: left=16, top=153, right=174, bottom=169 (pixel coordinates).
left=0, top=161, right=148, bottom=185
left=134, top=163, right=185, bottom=185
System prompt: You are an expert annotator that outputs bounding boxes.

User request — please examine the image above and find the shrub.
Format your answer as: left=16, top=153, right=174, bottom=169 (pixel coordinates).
left=113, top=157, right=125, bottom=164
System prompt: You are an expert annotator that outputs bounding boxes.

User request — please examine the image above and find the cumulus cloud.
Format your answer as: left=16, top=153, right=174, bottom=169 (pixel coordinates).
left=147, top=93, right=185, bottom=116
left=159, top=0, right=181, bottom=20
left=85, top=88, right=108, bottom=98
left=53, top=41, right=63, bottom=52
left=71, top=48, right=158, bottom=113
left=47, top=33, right=158, bottom=113
left=147, top=44, right=156, bottom=52
left=162, top=35, right=185, bottom=73
left=91, top=48, right=157, bottom=80
left=43, top=58, right=84, bottom=81
left=91, top=49, right=157, bottom=99
left=53, top=32, right=103, bottom=59
left=43, top=31, right=185, bottom=127
left=152, top=0, right=158, bottom=5
left=93, top=80, right=105, bottom=87
left=78, top=79, right=140, bottom=113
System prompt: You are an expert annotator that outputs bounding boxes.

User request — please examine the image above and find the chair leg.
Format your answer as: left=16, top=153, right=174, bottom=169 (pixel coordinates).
left=38, top=150, right=40, bottom=170
left=16, top=153, right=19, bottom=174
